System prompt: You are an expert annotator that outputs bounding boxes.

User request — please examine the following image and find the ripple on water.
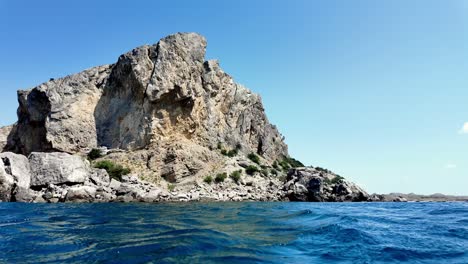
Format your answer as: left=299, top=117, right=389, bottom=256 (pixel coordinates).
left=0, top=202, right=467, bottom=264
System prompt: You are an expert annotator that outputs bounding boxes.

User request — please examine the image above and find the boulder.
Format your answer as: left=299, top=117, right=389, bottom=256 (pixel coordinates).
left=0, top=152, right=31, bottom=189
left=89, top=169, right=110, bottom=187
left=29, top=152, right=90, bottom=187
left=0, top=162, right=14, bottom=201
left=65, top=186, right=97, bottom=202
left=13, top=187, right=38, bottom=203
left=139, top=189, right=162, bottom=202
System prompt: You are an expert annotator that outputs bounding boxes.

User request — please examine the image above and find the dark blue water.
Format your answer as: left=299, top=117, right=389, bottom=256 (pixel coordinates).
left=0, top=202, right=467, bottom=264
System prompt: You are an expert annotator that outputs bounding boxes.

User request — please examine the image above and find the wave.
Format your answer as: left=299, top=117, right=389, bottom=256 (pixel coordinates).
left=0, top=202, right=467, bottom=263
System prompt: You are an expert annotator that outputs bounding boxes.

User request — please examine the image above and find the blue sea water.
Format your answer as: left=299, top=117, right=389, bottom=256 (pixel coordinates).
left=0, top=202, right=467, bottom=264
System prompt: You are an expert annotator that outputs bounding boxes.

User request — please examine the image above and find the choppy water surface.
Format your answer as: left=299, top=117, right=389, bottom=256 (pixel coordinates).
left=0, top=202, right=467, bottom=263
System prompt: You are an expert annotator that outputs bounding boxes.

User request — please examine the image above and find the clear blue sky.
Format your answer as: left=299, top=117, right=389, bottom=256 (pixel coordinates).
left=1, top=0, right=467, bottom=195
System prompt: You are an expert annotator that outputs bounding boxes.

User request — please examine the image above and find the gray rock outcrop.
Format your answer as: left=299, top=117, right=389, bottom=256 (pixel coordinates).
left=0, top=125, right=13, bottom=151
left=0, top=32, right=371, bottom=203
left=29, top=152, right=89, bottom=187
left=284, top=167, right=370, bottom=202
left=3, top=33, right=288, bottom=185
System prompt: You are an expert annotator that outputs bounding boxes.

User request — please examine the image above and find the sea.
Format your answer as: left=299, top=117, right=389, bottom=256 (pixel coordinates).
left=0, top=202, right=466, bottom=263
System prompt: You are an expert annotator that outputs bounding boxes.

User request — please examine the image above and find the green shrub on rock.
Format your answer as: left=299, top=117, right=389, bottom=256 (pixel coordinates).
left=331, top=175, right=345, bottom=184
left=168, top=184, right=176, bottom=192
left=215, top=173, right=228, bottom=183
left=272, top=161, right=279, bottom=170
left=277, top=157, right=304, bottom=171
left=88, top=148, right=103, bottom=160
left=219, top=143, right=239, bottom=157
left=286, top=157, right=304, bottom=168
left=230, top=170, right=242, bottom=183
left=204, top=175, right=213, bottom=184
left=94, top=160, right=130, bottom=181
left=246, top=165, right=259, bottom=175
left=248, top=153, right=260, bottom=164
left=226, top=149, right=238, bottom=157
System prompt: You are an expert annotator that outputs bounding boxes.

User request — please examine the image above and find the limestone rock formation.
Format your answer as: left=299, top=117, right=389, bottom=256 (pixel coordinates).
left=0, top=125, right=13, bottom=151
left=29, top=152, right=90, bottom=187
left=284, top=167, right=370, bottom=202
left=3, top=32, right=288, bottom=185
left=0, top=32, right=370, bottom=203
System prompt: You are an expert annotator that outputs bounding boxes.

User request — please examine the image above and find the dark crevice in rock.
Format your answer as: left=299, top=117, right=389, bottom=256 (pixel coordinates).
left=2, top=157, right=12, bottom=175
left=9, top=183, right=17, bottom=202
left=11, top=89, right=54, bottom=155
left=144, top=45, right=158, bottom=98
left=257, top=138, right=264, bottom=156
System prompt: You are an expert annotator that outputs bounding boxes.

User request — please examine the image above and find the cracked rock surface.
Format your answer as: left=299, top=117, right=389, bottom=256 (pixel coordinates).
left=0, top=32, right=369, bottom=203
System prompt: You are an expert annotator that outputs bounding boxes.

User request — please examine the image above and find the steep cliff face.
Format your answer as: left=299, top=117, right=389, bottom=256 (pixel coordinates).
left=4, top=33, right=288, bottom=184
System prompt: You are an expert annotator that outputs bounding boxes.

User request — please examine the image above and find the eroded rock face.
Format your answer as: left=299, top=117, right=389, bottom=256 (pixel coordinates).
left=3, top=32, right=288, bottom=184
left=0, top=161, right=14, bottom=201
left=284, top=167, right=370, bottom=202
left=9, top=66, right=111, bottom=154
left=0, top=125, right=13, bottom=151
left=0, top=32, right=371, bottom=203
left=0, top=152, right=31, bottom=190
left=29, top=152, right=90, bottom=187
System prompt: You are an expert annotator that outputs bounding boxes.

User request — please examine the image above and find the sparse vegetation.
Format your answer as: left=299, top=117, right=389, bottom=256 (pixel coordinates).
left=315, top=166, right=331, bottom=173
left=272, top=161, right=279, bottom=170
left=270, top=168, right=278, bottom=176
left=87, top=148, right=103, bottom=160
left=226, top=149, right=238, bottom=157
left=277, top=157, right=305, bottom=171
left=218, top=143, right=239, bottom=157
left=94, top=160, right=130, bottom=181
left=323, top=175, right=345, bottom=185
left=168, top=184, right=176, bottom=192
left=261, top=168, right=269, bottom=177
left=215, top=173, right=228, bottom=183
left=278, top=160, right=290, bottom=171
left=230, top=170, right=242, bottom=183
left=248, top=153, right=260, bottom=164
left=204, top=175, right=213, bottom=184
left=246, top=165, right=259, bottom=175
left=331, top=175, right=345, bottom=184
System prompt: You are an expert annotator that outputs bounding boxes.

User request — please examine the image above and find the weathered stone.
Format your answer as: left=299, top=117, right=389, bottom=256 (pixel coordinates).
left=4, top=33, right=288, bottom=184
left=109, top=179, right=122, bottom=190
left=29, top=152, right=90, bottom=187
left=65, top=186, right=97, bottom=202
left=0, top=152, right=31, bottom=189
left=0, top=162, right=14, bottom=201
left=0, top=125, right=14, bottom=151
left=13, top=187, right=38, bottom=203
left=285, top=167, right=369, bottom=202
left=89, top=169, right=110, bottom=187
left=139, top=189, right=161, bottom=202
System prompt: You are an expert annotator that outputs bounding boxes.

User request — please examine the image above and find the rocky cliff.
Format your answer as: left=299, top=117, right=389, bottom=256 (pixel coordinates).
left=0, top=32, right=369, bottom=203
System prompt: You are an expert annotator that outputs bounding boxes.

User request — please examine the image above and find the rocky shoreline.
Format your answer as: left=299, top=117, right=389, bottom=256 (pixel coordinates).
left=0, top=150, right=375, bottom=203
left=1, top=150, right=464, bottom=203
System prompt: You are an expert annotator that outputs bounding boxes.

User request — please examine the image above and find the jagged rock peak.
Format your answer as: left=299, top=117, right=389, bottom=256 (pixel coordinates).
left=3, top=32, right=289, bottom=183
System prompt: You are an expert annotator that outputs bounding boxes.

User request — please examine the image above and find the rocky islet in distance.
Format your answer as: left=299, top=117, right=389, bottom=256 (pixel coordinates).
left=0, top=32, right=372, bottom=203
